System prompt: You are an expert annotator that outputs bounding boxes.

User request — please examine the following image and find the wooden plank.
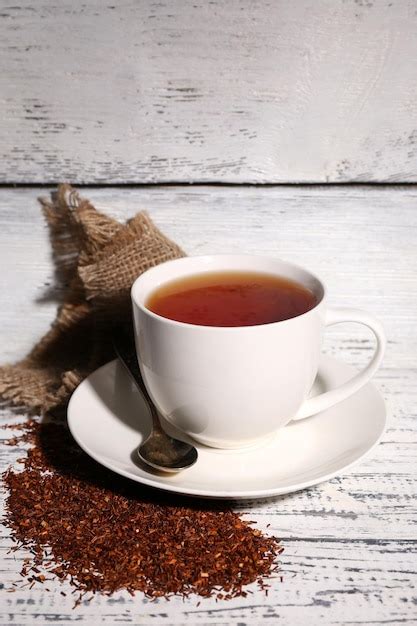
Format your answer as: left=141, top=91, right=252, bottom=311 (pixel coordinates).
left=0, top=538, right=415, bottom=625
left=0, top=185, right=416, bottom=624
left=1, top=185, right=416, bottom=362
left=1, top=1, right=417, bottom=184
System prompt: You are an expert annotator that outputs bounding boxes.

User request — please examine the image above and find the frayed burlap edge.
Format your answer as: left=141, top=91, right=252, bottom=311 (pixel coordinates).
left=0, top=184, right=185, bottom=415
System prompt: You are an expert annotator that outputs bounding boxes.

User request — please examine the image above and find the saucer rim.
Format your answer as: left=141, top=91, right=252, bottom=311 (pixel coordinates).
left=67, top=356, right=387, bottom=500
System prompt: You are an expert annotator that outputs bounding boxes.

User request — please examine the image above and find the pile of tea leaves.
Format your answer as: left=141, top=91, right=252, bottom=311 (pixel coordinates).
left=2, top=416, right=283, bottom=605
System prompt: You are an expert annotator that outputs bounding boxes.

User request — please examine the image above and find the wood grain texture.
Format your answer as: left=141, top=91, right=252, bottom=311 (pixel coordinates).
left=0, top=185, right=416, bottom=625
left=1, top=1, right=417, bottom=184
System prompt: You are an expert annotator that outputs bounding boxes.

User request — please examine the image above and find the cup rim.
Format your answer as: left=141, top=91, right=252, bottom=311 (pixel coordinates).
left=131, top=254, right=326, bottom=331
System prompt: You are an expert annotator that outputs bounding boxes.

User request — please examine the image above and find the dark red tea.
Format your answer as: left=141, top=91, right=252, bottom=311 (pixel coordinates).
left=145, top=271, right=317, bottom=327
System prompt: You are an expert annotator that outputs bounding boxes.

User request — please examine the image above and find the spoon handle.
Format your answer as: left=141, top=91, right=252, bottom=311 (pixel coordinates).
left=112, top=327, right=161, bottom=429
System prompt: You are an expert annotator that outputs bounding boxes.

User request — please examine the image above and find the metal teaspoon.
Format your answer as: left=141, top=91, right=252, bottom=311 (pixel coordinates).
left=112, top=327, right=198, bottom=473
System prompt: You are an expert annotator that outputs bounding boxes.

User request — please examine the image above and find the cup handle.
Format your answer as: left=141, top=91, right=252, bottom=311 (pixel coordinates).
left=293, top=307, right=386, bottom=421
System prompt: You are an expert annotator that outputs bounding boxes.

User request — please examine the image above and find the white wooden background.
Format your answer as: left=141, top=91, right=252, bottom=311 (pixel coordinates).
left=1, top=1, right=417, bottom=184
left=0, top=185, right=416, bottom=625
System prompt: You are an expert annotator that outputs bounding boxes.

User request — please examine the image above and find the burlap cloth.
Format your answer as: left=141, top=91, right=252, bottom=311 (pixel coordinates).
left=0, top=185, right=184, bottom=415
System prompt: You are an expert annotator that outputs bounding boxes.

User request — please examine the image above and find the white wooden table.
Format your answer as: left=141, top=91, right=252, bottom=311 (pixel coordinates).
left=1, top=185, right=416, bottom=625
left=2, top=1, right=417, bottom=184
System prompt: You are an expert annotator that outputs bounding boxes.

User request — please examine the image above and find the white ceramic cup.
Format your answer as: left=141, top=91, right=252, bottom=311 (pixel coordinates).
left=131, top=255, right=385, bottom=449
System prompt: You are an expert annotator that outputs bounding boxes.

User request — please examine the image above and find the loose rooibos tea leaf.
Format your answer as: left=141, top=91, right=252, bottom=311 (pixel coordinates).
left=3, top=418, right=283, bottom=604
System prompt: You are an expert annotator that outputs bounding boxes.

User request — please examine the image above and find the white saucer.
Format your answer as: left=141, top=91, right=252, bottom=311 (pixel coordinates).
left=67, top=355, right=386, bottom=500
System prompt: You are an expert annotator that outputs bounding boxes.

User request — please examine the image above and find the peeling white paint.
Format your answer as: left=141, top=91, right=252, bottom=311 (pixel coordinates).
left=0, top=1, right=417, bottom=183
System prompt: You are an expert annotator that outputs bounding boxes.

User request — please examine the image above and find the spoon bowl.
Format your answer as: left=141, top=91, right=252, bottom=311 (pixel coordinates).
left=138, top=432, right=198, bottom=473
